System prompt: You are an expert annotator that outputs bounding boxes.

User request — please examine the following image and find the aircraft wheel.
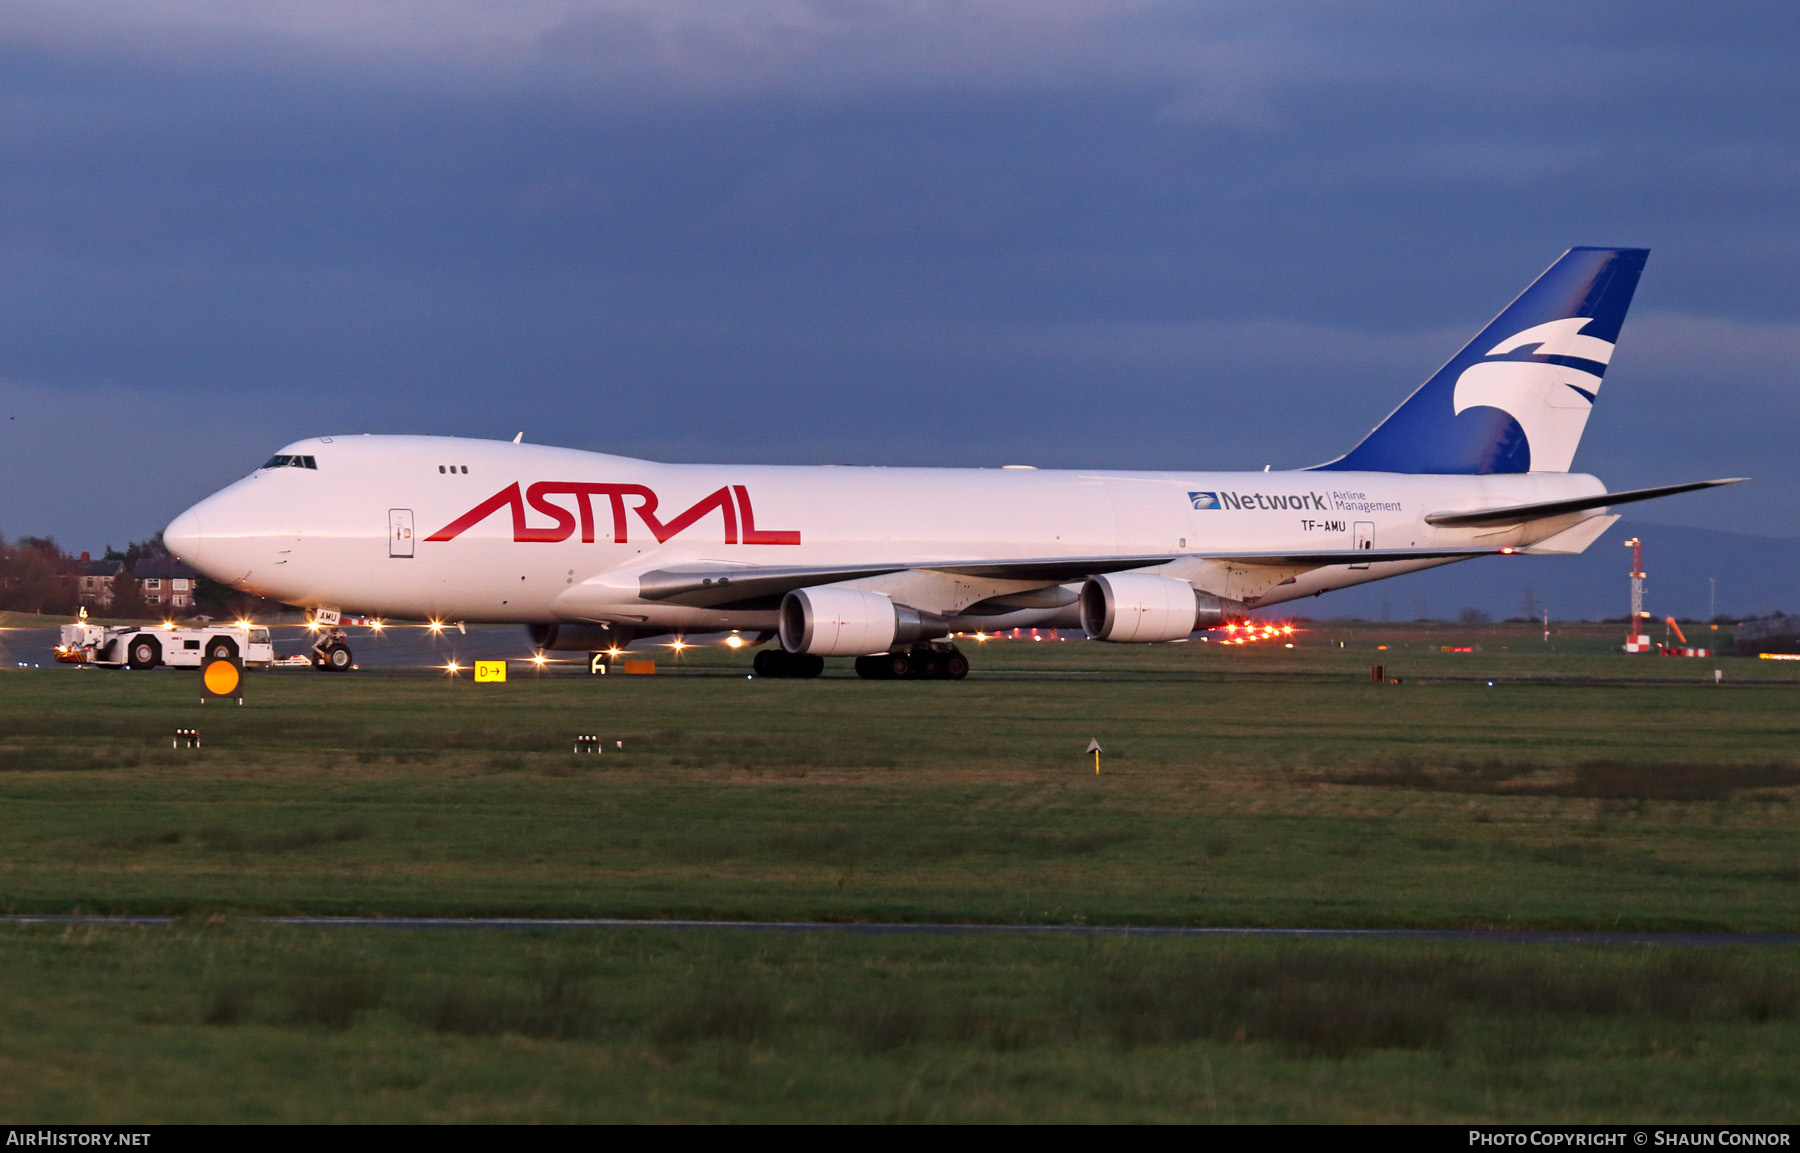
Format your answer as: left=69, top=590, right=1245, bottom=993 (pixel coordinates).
left=797, top=654, right=825, bottom=678
left=910, top=648, right=942, bottom=679
left=319, top=643, right=353, bottom=671
left=754, top=649, right=784, bottom=677
left=854, top=655, right=891, bottom=680
left=942, top=648, right=970, bottom=680
left=127, top=636, right=161, bottom=671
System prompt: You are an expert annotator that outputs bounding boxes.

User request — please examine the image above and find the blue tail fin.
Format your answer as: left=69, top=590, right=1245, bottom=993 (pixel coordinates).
left=1314, top=247, right=1648, bottom=474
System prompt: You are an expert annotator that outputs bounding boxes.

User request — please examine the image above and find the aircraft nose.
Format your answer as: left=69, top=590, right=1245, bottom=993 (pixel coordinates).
left=164, top=508, right=204, bottom=568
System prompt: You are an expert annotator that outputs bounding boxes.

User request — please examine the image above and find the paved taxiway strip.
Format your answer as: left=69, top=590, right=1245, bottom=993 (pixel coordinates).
left=3, top=915, right=1797, bottom=945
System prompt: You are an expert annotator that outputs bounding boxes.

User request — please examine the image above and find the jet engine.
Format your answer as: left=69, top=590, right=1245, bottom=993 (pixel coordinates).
left=527, top=623, right=635, bottom=651
left=1080, top=573, right=1228, bottom=643
left=779, top=587, right=946, bottom=656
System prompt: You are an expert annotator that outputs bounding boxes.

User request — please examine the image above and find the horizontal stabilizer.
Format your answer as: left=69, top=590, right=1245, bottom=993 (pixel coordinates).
left=1424, top=477, right=1746, bottom=528
left=1518, top=514, right=1619, bottom=555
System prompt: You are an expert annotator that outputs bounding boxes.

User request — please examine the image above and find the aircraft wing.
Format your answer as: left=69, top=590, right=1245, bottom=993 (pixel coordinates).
left=1424, top=477, right=1746, bottom=528
left=1202, top=546, right=1506, bottom=566
left=636, top=556, right=1180, bottom=607
left=635, top=546, right=1514, bottom=608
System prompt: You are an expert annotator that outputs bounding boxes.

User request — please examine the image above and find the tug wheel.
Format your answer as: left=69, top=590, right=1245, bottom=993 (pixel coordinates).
left=127, top=636, right=161, bottom=671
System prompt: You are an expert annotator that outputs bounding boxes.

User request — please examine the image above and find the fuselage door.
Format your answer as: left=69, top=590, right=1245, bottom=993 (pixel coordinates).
left=1351, top=521, right=1374, bottom=569
left=389, top=508, right=415, bottom=558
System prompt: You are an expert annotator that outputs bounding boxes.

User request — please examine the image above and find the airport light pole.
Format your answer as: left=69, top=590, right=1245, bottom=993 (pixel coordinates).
left=1624, top=537, right=1650, bottom=652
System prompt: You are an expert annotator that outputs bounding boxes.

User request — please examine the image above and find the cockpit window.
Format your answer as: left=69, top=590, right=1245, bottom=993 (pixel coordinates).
left=262, top=455, right=318, bottom=470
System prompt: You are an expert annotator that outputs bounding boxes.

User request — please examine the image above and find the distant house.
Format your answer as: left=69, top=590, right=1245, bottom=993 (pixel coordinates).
left=75, top=553, right=125, bottom=609
left=133, top=558, right=200, bottom=610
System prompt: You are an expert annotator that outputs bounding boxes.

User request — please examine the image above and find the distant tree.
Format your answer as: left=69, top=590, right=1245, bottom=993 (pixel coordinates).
left=1457, top=607, right=1491, bottom=625
left=107, top=568, right=148, bottom=620
left=0, top=536, right=76, bottom=615
left=121, top=536, right=169, bottom=569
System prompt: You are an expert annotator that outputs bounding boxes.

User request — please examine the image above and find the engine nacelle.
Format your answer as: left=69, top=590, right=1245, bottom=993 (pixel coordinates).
left=779, top=587, right=945, bottom=656
left=1080, top=573, right=1225, bottom=643
left=527, top=623, right=635, bottom=651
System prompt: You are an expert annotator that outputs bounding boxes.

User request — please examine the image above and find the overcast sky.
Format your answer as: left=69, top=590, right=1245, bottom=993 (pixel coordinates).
left=1, top=1, right=1796, bottom=554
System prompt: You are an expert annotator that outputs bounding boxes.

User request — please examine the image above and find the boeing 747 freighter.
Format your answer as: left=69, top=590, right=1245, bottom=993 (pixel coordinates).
left=163, top=248, right=1741, bottom=678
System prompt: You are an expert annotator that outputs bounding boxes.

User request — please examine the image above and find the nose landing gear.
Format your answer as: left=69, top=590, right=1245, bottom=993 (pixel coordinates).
left=311, top=628, right=354, bottom=672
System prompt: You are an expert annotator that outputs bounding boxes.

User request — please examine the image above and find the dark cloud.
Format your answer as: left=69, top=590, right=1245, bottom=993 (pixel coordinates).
left=0, top=1, right=1794, bottom=563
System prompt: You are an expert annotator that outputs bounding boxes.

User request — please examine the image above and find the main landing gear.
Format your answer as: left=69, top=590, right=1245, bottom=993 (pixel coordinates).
left=751, top=644, right=971, bottom=680
left=311, top=628, right=354, bottom=672
left=854, top=644, right=969, bottom=681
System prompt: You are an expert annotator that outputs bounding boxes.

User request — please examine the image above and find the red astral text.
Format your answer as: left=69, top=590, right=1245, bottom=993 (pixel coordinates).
left=424, top=483, right=801, bottom=546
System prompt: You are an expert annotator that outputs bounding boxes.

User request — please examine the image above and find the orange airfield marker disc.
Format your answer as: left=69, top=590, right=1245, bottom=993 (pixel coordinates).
left=202, top=659, right=241, bottom=698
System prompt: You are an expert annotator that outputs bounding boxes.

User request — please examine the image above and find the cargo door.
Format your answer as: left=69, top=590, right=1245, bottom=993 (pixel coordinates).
left=389, top=509, right=415, bottom=558
left=1351, top=521, right=1374, bottom=569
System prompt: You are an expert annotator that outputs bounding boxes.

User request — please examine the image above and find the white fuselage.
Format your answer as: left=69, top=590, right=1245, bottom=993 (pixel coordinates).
left=165, top=434, right=1607, bottom=633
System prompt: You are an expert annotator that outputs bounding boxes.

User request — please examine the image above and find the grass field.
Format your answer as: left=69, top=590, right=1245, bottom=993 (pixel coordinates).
left=2, top=622, right=1798, bottom=1120
left=5, top=924, right=1799, bottom=1122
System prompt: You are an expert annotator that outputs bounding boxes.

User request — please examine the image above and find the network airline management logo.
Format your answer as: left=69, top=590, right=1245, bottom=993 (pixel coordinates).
left=1190, top=489, right=1402, bottom=514
left=426, top=482, right=802, bottom=546
left=1190, top=490, right=1333, bottom=511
